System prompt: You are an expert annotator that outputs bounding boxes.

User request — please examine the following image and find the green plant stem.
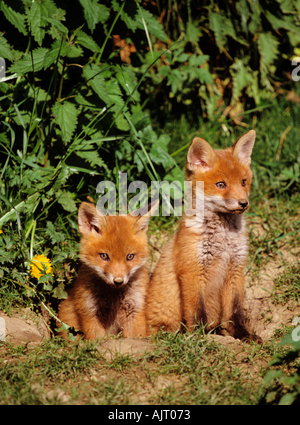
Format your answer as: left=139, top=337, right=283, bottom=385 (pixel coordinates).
left=29, top=220, right=36, bottom=261
left=96, top=1, right=125, bottom=65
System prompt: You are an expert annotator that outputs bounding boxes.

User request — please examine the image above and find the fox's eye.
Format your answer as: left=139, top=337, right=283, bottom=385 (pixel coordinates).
left=127, top=254, right=134, bottom=261
left=242, top=179, right=246, bottom=187
left=216, top=181, right=226, bottom=189
left=100, top=253, right=109, bottom=261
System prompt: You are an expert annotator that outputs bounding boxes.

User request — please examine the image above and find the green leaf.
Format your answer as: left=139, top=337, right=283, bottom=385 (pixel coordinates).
left=137, top=8, right=168, bottom=42
left=222, top=15, right=248, bottom=46
left=279, top=393, right=295, bottom=405
left=248, top=1, right=262, bottom=34
left=230, top=59, right=253, bottom=103
left=176, top=53, right=190, bottom=63
left=76, top=30, right=101, bottom=53
left=186, top=21, right=202, bottom=43
left=193, top=68, right=213, bottom=85
left=158, top=65, right=171, bottom=77
left=0, top=33, right=13, bottom=61
left=114, top=113, right=130, bottom=131
left=189, top=55, right=209, bottom=67
left=9, top=48, right=49, bottom=74
left=112, top=0, right=167, bottom=41
left=25, top=0, right=63, bottom=44
left=75, top=143, right=106, bottom=168
left=112, top=0, right=138, bottom=31
left=105, top=76, right=123, bottom=97
left=0, top=192, right=40, bottom=227
left=46, top=222, right=65, bottom=244
left=56, top=190, right=77, bottom=212
left=52, top=101, right=79, bottom=142
left=167, top=69, right=183, bottom=94
left=150, top=137, right=173, bottom=168
left=75, top=91, right=98, bottom=109
left=98, top=4, right=110, bottom=23
left=246, top=70, right=260, bottom=104
left=55, top=322, right=70, bottom=332
left=236, top=0, right=250, bottom=35
left=78, top=0, right=101, bottom=32
left=265, top=12, right=300, bottom=46
left=279, top=0, right=294, bottom=14
left=265, top=391, right=277, bottom=403
left=45, top=17, right=68, bottom=36
left=209, top=12, right=224, bottom=49
left=47, top=7, right=68, bottom=39
left=257, top=33, right=279, bottom=90
left=42, top=279, right=53, bottom=291
left=43, top=40, right=71, bottom=70
left=109, top=93, right=125, bottom=111
left=26, top=2, right=45, bottom=46
left=38, top=0, right=57, bottom=15
left=83, top=64, right=110, bottom=104
left=295, top=0, right=300, bottom=14
left=116, top=66, right=140, bottom=102
left=0, top=2, right=27, bottom=36
left=52, top=165, right=70, bottom=191
left=52, top=282, right=68, bottom=300
left=266, top=11, right=300, bottom=35
left=134, top=149, right=146, bottom=173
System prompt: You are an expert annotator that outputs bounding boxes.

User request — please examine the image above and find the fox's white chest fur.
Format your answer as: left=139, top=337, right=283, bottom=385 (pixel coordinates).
left=196, top=212, right=248, bottom=268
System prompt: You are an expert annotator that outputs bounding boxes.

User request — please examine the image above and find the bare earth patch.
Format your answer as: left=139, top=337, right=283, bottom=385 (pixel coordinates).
left=245, top=260, right=297, bottom=342
left=0, top=307, right=50, bottom=346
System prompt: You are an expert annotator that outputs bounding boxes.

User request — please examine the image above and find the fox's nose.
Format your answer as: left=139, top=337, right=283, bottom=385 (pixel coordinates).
left=239, top=200, right=248, bottom=209
left=113, top=277, right=124, bottom=285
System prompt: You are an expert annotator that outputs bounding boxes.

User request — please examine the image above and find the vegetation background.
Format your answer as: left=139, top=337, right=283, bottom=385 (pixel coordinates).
left=0, top=0, right=300, bottom=405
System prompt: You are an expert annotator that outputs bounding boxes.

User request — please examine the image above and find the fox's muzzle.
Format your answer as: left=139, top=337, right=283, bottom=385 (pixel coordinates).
left=113, top=277, right=124, bottom=286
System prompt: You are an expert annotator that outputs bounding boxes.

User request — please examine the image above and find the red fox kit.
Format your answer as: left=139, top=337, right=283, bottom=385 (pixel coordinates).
left=146, top=130, right=261, bottom=342
left=58, top=201, right=157, bottom=341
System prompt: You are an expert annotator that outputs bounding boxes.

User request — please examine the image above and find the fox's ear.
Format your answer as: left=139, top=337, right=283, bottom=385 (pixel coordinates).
left=186, top=137, right=218, bottom=173
left=132, top=200, right=159, bottom=233
left=78, top=202, right=107, bottom=236
left=232, top=130, right=256, bottom=166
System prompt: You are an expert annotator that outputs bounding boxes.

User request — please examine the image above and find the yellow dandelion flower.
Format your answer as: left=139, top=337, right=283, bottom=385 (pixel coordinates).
left=30, top=254, right=53, bottom=280
left=0, top=230, right=3, bottom=234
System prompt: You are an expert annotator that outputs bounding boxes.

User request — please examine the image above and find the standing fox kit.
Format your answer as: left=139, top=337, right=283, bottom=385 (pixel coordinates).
left=146, top=130, right=261, bottom=342
left=58, top=202, right=157, bottom=341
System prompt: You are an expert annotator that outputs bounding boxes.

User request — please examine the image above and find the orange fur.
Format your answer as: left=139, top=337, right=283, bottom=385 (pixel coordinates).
left=58, top=202, right=157, bottom=341
left=146, top=130, right=262, bottom=342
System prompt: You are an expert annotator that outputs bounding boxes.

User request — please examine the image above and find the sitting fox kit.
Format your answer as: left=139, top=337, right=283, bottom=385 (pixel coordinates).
left=58, top=202, right=156, bottom=341
left=146, top=130, right=261, bottom=342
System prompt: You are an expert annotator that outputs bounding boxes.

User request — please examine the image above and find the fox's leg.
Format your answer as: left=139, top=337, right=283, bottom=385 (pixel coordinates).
left=180, top=258, right=228, bottom=333
left=133, top=310, right=147, bottom=337
left=81, top=319, right=106, bottom=340
left=145, top=237, right=182, bottom=335
left=57, top=297, right=81, bottom=341
left=121, top=310, right=147, bottom=337
left=146, top=272, right=182, bottom=335
left=179, top=272, right=207, bottom=332
left=221, top=264, right=262, bottom=343
left=58, top=298, right=104, bottom=341
left=58, top=290, right=106, bottom=341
